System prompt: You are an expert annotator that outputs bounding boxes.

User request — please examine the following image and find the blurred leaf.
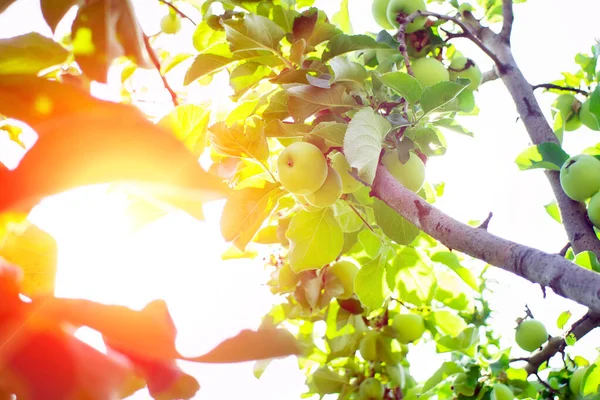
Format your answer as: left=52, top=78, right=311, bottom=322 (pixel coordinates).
left=221, top=184, right=284, bottom=251
left=158, top=104, right=210, bottom=156
left=285, top=208, right=343, bottom=273
left=422, top=361, right=463, bottom=394
left=436, top=326, right=479, bottom=357
left=544, top=201, right=562, bottom=223
left=332, top=201, right=363, bottom=233
left=355, top=256, right=387, bottom=309
left=343, top=107, right=390, bottom=184
left=322, top=34, right=389, bottom=62
left=395, top=248, right=436, bottom=306
left=379, top=72, right=423, bottom=105
left=428, top=311, right=467, bottom=337
left=286, top=83, right=357, bottom=122
left=0, top=33, right=68, bottom=75
left=41, top=0, right=77, bottom=32
left=0, top=0, right=17, bottom=13
left=431, top=251, right=478, bottom=290
left=574, top=251, right=600, bottom=273
left=331, top=0, right=352, bottom=33
left=192, top=21, right=226, bottom=52
left=556, top=311, right=572, bottom=330
left=515, top=143, right=570, bottom=171
left=420, top=81, right=468, bottom=116
left=0, top=124, right=25, bottom=148
left=373, top=198, right=419, bottom=245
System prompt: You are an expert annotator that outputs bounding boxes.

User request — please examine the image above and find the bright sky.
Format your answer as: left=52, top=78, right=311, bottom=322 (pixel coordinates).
left=1, top=0, right=600, bottom=398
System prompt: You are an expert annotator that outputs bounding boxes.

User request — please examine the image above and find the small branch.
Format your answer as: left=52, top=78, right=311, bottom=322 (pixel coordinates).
left=535, top=372, right=558, bottom=394
left=394, top=18, right=413, bottom=76
left=499, top=0, right=514, bottom=42
left=159, top=0, right=197, bottom=25
left=477, top=212, right=493, bottom=230
left=481, top=68, right=499, bottom=85
left=525, top=311, right=600, bottom=375
left=142, top=34, right=179, bottom=107
left=532, top=83, right=589, bottom=96
left=346, top=201, right=375, bottom=233
left=558, top=242, right=572, bottom=257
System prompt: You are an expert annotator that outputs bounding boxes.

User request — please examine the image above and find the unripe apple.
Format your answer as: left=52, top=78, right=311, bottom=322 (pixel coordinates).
left=393, top=313, right=425, bottom=343
left=410, top=57, right=449, bottom=88
left=372, top=0, right=394, bottom=29
left=381, top=150, right=426, bottom=192
left=491, top=383, right=514, bottom=400
left=587, top=191, right=600, bottom=228
left=330, top=152, right=362, bottom=193
left=386, top=0, right=427, bottom=33
left=160, top=13, right=181, bottom=35
left=277, top=142, right=328, bottom=195
left=359, top=378, right=384, bottom=399
left=359, top=331, right=379, bottom=361
left=552, top=94, right=582, bottom=131
left=515, top=319, right=547, bottom=352
left=305, top=166, right=343, bottom=207
left=449, top=56, right=482, bottom=91
left=580, top=99, right=600, bottom=131
left=569, top=367, right=588, bottom=395
left=559, top=154, right=600, bottom=202
left=325, top=260, right=359, bottom=299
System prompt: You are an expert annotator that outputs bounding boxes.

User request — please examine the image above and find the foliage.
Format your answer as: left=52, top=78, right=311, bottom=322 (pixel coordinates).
left=0, top=0, right=600, bottom=399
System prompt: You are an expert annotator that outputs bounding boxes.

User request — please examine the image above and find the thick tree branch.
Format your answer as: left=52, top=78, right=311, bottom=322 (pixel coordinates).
left=532, top=83, right=589, bottom=96
left=500, top=0, right=514, bottom=42
left=371, top=165, right=600, bottom=313
left=524, top=311, right=600, bottom=375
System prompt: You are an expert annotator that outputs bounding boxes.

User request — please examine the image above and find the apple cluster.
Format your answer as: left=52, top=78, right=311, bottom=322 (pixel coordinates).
left=372, top=0, right=483, bottom=92
left=559, top=154, right=600, bottom=228
left=552, top=94, right=600, bottom=132
left=276, top=142, right=362, bottom=209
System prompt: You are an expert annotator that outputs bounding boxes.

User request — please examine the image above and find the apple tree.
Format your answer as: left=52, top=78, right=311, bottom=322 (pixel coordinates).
left=0, top=0, right=600, bottom=399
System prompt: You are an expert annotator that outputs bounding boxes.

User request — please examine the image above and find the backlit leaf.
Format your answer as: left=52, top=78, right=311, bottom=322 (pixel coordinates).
left=322, top=34, right=390, bottom=62
left=379, top=72, right=423, bottom=105
left=431, top=251, right=478, bottom=290
left=209, top=117, right=269, bottom=161
left=354, top=256, right=387, bottom=309
left=41, top=0, right=77, bottom=32
left=158, top=104, right=210, bottom=156
left=287, top=83, right=357, bottom=122
left=0, top=33, right=68, bottom=75
left=515, top=142, right=570, bottom=171
left=420, top=81, right=468, bottom=116
left=373, top=198, right=419, bottom=245
left=223, top=14, right=285, bottom=53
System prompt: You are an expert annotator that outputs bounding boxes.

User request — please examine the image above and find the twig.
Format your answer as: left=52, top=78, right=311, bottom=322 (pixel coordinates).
left=159, top=0, right=197, bottom=25
left=532, top=83, right=589, bottom=96
left=524, top=311, right=600, bottom=375
left=478, top=212, right=493, bottom=230
left=346, top=201, right=375, bottom=233
left=535, top=372, right=558, bottom=394
left=142, top=34, right=179, bottom=107
left=558, top=242, right=572, bottom=257
left=481, top=69, right=499, bottom=84
left=394, top=16, right=413, bottom=76
left=500, top=0, right=514, bottom=42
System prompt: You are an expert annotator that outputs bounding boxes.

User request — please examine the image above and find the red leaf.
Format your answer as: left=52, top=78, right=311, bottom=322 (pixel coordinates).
left=188, top=328, right=301, bottom=363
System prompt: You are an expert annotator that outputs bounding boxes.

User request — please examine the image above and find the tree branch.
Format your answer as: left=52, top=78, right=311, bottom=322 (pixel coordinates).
left=158, top=0, right=197, bottom=25
left=142, top=34, right=179, bottom=107
left=481, top=68, right=499, bottom=85
left=500, top=0, right=514, bottom=42
left=532, top=83, right=589, bottom=96
left=524, top=311, right=600, bottom=375
left=370, top=164, right=600, bottom=313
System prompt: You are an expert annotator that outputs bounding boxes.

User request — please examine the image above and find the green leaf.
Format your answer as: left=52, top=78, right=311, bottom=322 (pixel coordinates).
left=309, top=122, right=347, bottom=148
left=436, top=326, right=479, bottom=357
left=209, top=117, right=269, bottom=161
left=556, top=311, right=572, bottom=330
left=343, top=107, right=391, bottom=184
left=322, top=34, right=390, bottom=62
left=357, top=229, right=382, bottom=259
left=332, top=201, right=363, bottom=233
left=158, top=104, right=210, bottom=156
left=223, top=14, right=285, bottom=53
left=433, top=118, right=474, bottom=137
left=395, top=248, right=436, bottom=306
left=41, top=0, right=77, bottom=32
left=184, top=54, right=238, bottom=85
left=330, top=57, right=367, bottom=86
left=431, top=251, right=478, bottom=290
left=221, top=184, right=285, bottom=251
left=372, top=198, right=419, bottom=245
left=582, top=364, right=600, bottom=396
left=378, top=72, right=423, bottom=105
left=427, top=310, right=467, bottom=337
left=264, top=120, right=310, bottom=138
left=420, top=81, right=468, bottom=116
left=0, top=33, right=68, bottom=75
left=574, top=251, right=600, bottom=273
left=285, top=208, right=344, bottom=273
left=286, top=83, right=357, bottom=122
left=544, top=201, right=562, bottom=223
left=354, top=256, right=387, bottom=309
left=515, top=143, right=570, bottom=171
left=229, top=62, right=273, bottom=99
left=422, top=361, right=463, bottom=394
left=565, top=332, right=577, bottom=346
left=192, top=21, right=226, bottom=52
left=331, top=0, right=352, bottom=34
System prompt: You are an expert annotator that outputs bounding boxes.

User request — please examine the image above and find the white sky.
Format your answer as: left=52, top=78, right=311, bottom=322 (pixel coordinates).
left=1, top=0, right=600, bottom=398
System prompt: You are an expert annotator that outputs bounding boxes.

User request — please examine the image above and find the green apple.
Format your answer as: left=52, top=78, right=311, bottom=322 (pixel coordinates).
left=552, top=94, right=582, bottom=131
left=569, top=367, right=588, bottom=395
left=491, top=383, right=514, bottom=400
left=381, top=150, right=426, bottom=192
left=305, top=165, right=343, bottom=207
left=359, top=331, right=379, bottom=361
left=277, top=142, right=328, bottom=195
left=330, top=152, right=362, bottom=193
left=587, top=191, right=600, bottom=228
left=410, top=57, right=449, bottom=88
left=392, top=313, right=425, bottom=343
left=386, top=0, right=427, bottom=33
left=372, top=0, right=394, bottom=29
left=160, top=13, right=181, bottom=35
left=580, top=99, right=600, bottom=131
left=449, top=56, right=482, bottom=91
left=310, top=367, right=345, bottom=394
left=359, top=378, right=384, bottom=399
left=559, top=154, right=600, bottom=202
left=325, top=260, right=360, bottom=299
left=515, top=319, right=547, bottom=352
